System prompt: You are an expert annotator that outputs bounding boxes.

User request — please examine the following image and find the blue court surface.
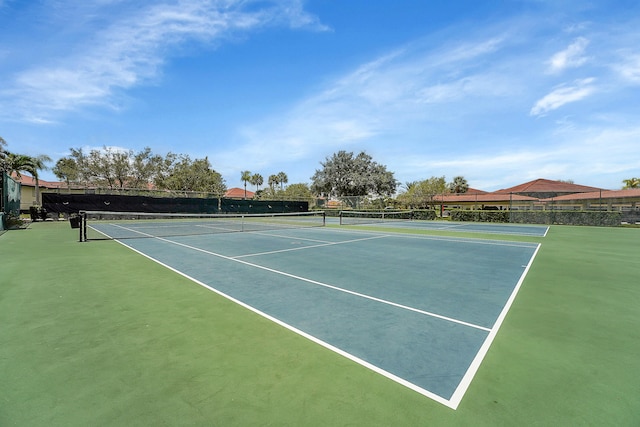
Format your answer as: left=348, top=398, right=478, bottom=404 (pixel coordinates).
left=99, top=225, right=541, bottom=409
left=336, top=218, right=549, bottom=237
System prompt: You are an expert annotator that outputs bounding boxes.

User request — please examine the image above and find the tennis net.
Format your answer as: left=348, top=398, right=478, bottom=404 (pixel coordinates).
left=79, top=210, right=326, bottom=241
left=339, top=210, right=413, bottom=225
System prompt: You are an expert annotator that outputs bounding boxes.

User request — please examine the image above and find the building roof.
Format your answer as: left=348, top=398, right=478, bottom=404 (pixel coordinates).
left=13, top=173, right=67, bottom=189
left=435, top=193, right=538, bottom=203
left=224, top=187, right=255, bottom=199
left=494, top=178, right=605, bottom=194
left=539, top=188, right=640, bottom=202
left=464, top=187, right=488, bottom=195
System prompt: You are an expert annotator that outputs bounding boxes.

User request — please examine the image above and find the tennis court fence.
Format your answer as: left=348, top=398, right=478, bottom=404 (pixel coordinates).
left=339, top=210, right=414, bottom=225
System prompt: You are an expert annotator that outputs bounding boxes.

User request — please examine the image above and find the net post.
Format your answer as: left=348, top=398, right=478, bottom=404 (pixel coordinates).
left=322, top=210, right=326, bottom=226
left=79, top=211, right=86, bottom=242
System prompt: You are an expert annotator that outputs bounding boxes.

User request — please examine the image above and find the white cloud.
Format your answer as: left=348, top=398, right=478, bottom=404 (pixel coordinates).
left=530, top=78, right=596, bottom=116
left=613, top=53, right=640, bottom=83
left=1, top=0, right=327, bottom=123
left=216, top=33, right=518, bottom=174
left=547, top=37, right=590, bottom=74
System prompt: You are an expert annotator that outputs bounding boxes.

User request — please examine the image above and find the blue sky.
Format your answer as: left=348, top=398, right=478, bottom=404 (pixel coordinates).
left=1, top=0, right=639, bottom=191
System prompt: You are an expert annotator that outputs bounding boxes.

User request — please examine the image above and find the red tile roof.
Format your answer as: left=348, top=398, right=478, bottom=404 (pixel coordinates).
left=224, top=187, right=255, bottom=199
left=494, top=178, right=605, bottom=194
left=13, top=173, right=67, bottom=189
left=540, top=188, right=640, bottom=202
left=435, top=193, right=538, bottom=203
left=463, top=187, right=487, bottom=195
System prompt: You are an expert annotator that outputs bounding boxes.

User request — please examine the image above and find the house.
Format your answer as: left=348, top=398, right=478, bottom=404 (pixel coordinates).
left=434, top=178, right=618, bottom=212
left=224, top=187, right=255, bottom=199
left=540, top=188, right=640, bottom=211
left=11, top=173, right=72, bottom=212
left=493, top=178, right=604, bottom=199
left=434, top=191, right=539, bottom=211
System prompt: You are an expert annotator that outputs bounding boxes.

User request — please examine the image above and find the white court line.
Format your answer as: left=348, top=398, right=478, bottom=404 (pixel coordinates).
left=98, top=222, right=540, bottom=409
left=251, top=231, right=335, bottom=244
left=233, top=234, right=390, bottom=259
left=152, top=234, right=491, bottom=332
left=328, top=226, right=540, bottom=249
left=110, top=236, right=457, bottom=408
left=362, top=221, right=548, bottom=237
left=447, top=242, right=542, bottom=410
left=101, top=224, right=488, bottom=332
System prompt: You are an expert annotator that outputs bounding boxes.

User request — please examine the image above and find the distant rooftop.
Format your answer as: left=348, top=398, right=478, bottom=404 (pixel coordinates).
left=494, top=178, right=605, bottom=194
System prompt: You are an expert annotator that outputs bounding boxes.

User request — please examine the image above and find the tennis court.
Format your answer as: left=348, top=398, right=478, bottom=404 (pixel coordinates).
left=88, top=215, right=540, bottom=409
left=363, top=221, right=548, bottom=236
left=337, top=211, right=549, bottom=237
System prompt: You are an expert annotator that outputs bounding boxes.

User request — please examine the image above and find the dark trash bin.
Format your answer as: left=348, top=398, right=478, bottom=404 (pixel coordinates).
left=69, top=215, right=81, bottom=229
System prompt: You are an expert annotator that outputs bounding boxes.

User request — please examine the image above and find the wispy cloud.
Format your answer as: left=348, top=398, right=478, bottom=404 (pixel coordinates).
left=220, top=12, right=639, bottom=188
left=0, top=0, right=327, bottom=123
left=613, top=53, right=640, bottom=84
left=214, top=30, right=528, bottom=183
left=547, top=37, right=590, bottom=73
left=530, top=78, right=597, bottom=116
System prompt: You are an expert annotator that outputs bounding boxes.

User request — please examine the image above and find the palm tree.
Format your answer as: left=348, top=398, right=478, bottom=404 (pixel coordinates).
left=3, top=153, right=37, bottom=178
left=240, top=170, right=252, bottom=199
left=622, top=177, right=640, bottom=189
left=268, top=174, right=279, bottom=192
left=276, top=171, right=288, bottom=192
left=31, top=154, right=52, bottom=205
left=3, top=152, right=51, bottom=205
left=250, top=173, right=263, bottom=193
left=403, top=181, right=418, bottom=192
left=448, top=176, right=469, bottom=194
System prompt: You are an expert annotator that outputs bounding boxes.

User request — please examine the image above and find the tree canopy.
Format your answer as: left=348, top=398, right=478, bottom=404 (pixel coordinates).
left=310, top=150, right=397, bottom=197
left=622, top=177, right=639, bottom=189
left=161, top=156, right=226, bottom=194
left=397, top=176, right=447, bottom=208
left=447, top=176, right=469, bottom=194
left=56, top=147, right=226, bottom=193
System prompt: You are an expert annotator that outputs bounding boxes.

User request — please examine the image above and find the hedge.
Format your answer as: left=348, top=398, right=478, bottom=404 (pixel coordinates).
left=449, top=210, right=622, bottom=226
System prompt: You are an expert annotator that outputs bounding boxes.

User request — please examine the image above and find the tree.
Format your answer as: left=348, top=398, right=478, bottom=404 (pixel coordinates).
left=60, top=147, right=177, bottom=190
left=250, top=173, right=263, bottom=193
left=2, top=153, right=37, bottom=178
left=284, top=183, right=312, bottom=199
left=108, top=148, right=133, bottom=189
left=241, top=170, right=252, bottom=199
left=151, top=152, right=178, bottom=190
left=310, top=150, right=397, bottom=197
left=65, top=148, right=91, bottom=185
left=130, top=147, right=168, bottom=189
left=447, top=176, right=469, bottom=194
left=622, top=177, right=640, bottom=189
left=53, top=157, right=79, bottom=187
left=1, top=152, right=50, bottom=204
left=403, top=181, right=418, bottom=192
left=30, top=154, right=52, bottom=204
left=276, top=171, right=288, bottom=192
left=162, top=155, right=226, bottom=193
left=268, top=174, right=279, bottom=192
left=397, top=176, right=446, bottom=208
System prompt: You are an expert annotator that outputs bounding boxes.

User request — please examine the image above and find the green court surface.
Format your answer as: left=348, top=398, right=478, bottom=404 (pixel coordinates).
left=1, top=221, right=639, bottom=426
